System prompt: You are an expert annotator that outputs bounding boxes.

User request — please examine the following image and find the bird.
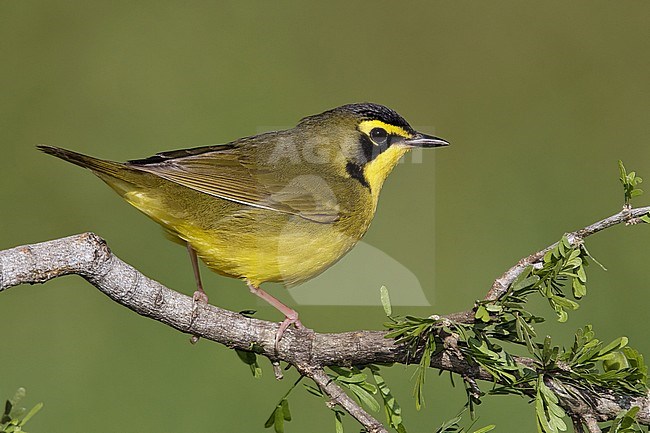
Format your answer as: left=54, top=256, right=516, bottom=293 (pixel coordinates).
left=37, top=102, right=449, bottom=344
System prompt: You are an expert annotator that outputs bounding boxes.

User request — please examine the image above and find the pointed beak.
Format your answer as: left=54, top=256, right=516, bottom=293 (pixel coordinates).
left=404, top=132, right=450, bottom=148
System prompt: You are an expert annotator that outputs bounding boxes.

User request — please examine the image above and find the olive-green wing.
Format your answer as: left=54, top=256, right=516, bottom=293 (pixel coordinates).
left=128, top=147, right=341, bottom=224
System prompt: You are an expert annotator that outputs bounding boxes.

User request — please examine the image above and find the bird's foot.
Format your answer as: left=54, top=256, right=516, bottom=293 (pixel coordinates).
left=246, top=282, right=305, bottom=351
left=190, top=289, right=209, bottom=344
left=192, top=289, right=209, bottom=304
left=275, top=312, right=304, bottom=350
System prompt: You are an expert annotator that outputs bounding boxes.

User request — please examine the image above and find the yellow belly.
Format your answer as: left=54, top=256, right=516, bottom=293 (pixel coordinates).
left=123, top=182, right=369, bottom=287
left=187, top=214, right=360, bottom=286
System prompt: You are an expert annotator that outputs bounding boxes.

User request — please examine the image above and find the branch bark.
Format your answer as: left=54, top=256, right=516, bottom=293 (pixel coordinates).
left=2, top=206, right=649, bottom=431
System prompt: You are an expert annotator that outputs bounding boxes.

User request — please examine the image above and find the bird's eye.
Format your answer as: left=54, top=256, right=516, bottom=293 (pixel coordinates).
left=370, top=127, right=388, bottom=146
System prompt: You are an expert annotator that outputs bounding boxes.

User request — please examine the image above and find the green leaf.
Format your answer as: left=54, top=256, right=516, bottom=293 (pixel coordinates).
left=350, top=384, right=380, bottom=412
left=552, top=296, right=579, bottom=310
left=280, top=399, right=291, bottom=421
left=303, top=384, right=323, bottom=398
left=472, top=425, right=496, bottom=433
left=17, top=402, right=42, bottom=426
left=510, top=266, right=539, bottom=292
left=380, top=286, right=392, bottom=317
left=264, top=407, right=278, bottom=429
left=273, top=404, right=285, bottom=433
left=434, top=415, right=462, bottom=433
left=336, top=373, right=368, bottom=384
left=475, top=305, right=490, bottom=322
left=576, top=265, right=587, bottom=283
left=263, top=378, right=304, bottom=431
left=235, top=349, right=263, bottom=378
left=619, top=160, right=644, bottom=205
left=603, top=351, right=629, bottom=372
left=334, top=410, right=344, bottom=433
left=596, top=337, right=629, bottom=359
left=610, top=405, right=643, bottom=433
left=369, top=366, right=408, bottom=433
left=572, top=278, right=586, bottom=299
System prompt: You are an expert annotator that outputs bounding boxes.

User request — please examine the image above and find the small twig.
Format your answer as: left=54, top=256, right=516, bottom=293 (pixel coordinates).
left=485, top=206, right=650, bottom=301
left=272, top=361, right=284, bottom=381
left=463, top=375, right=481, bottom=399
left=305, top=367, right=387, bottom=433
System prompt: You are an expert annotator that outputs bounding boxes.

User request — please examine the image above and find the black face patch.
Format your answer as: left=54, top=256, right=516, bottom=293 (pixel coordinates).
left=346, top=161, right=370, bottom=189
left=358, top=132, right=396, bottom=164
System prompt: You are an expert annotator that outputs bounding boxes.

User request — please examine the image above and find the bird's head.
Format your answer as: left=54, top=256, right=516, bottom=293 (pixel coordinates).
left=296, top=102, right=449, bottom=197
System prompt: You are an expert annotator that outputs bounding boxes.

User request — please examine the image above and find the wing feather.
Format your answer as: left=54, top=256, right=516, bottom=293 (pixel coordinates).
left=128, top=144, right=341, bottom=223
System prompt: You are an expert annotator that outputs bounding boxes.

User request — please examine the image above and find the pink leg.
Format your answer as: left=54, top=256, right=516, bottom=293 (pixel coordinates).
left=187, top=244, right=209, bottom=344
left=187, top=244, right=208, bottom=304
left=247, top=282, right=303, bottom=347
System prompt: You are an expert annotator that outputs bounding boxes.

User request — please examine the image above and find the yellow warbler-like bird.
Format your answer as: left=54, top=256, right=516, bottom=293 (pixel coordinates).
left=38, top=103, right=448, bottom=342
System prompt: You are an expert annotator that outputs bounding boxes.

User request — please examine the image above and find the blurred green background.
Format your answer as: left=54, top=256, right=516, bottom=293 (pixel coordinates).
left=2, top=2, right=649, bottom=432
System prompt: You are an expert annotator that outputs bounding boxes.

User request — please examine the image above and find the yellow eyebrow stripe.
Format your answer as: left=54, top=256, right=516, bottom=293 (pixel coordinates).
left=357, top=120, right=413, bottom=139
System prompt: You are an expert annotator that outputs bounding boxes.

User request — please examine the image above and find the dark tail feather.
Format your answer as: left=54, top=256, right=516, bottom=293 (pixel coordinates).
left=37, top=145, right=122, bottom=177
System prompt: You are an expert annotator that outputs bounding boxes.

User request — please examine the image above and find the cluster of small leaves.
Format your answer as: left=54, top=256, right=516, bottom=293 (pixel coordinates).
left=265, top=398, right=292, bottom=433
left=329, top=366, right=380, bottom=413
left=531, top=328, right=648, bottom=433
left=604, top=407, right=646, bottom=433
left=544, top=326, right=647, bottom=396
left=384, top=232, right=648, bottom=433
left=515, top=235, right=595, bottom=323
left=474, top=299, right=543, bottom=355
left=264, top=378, right=302, bottom=433
left=386, top=289, right=538, bottom=410
left=462, top=237, right=595, bottom=397
left=463, top=332, right=535, bottom=389
left=304, top=365, right=407, bottom=433
left=382, top=285, right=444, bottom=411
left=0, top=388, right=42, bottom=433
left=384, top=314, right=442, bottom=410
left=472, top=235, right=596, bottom=369
left=535, top=376, right=567, bottom=433
left=619, top=160, right=644, bottom=208
left=618, top=160, right=650, bottom=223
left=256, top=290, right=409, bottom=433
left=384, top=297, right=532, bottom=411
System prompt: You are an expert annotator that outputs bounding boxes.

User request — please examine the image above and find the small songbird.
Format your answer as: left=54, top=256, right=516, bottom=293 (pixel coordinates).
left=38, top=103, right=448, bottom=343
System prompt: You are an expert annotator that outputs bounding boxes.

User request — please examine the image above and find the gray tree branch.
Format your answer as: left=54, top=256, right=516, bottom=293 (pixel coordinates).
left=2, top=206, right=650, bottom=432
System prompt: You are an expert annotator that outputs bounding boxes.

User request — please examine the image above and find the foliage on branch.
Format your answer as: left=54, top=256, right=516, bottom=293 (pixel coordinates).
left=3, top=161, right=650, bottom=433
left=0, top=389, right=42, bottom=433
left=620, top=160, right=644, bottom=208
left=259, top=161, right=650, bottom=432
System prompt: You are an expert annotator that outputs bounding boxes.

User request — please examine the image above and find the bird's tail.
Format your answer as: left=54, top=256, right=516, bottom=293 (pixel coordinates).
left=37, top=145, right=124, bottom=177
left=37, top=145, right=148, bottom=199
